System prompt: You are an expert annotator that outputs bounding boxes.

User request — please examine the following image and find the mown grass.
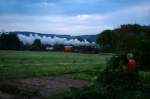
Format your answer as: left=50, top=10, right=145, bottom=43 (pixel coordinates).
left=0, top=50, right=112, bottom=80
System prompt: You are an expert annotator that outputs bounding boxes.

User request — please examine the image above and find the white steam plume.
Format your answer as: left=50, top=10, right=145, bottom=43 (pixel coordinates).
left=18, top=34, right=95, bottom=46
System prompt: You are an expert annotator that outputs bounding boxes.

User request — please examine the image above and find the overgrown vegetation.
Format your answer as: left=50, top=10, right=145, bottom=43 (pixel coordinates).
left=64, top=54, right=150, bottom=99
left=96, top=24, right=150, bottom=69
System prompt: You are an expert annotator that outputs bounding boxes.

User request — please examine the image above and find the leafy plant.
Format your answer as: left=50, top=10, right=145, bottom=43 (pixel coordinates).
left=64, top=54, right=149, bottom=99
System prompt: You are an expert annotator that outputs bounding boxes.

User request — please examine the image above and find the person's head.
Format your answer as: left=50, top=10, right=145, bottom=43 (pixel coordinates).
left=127, top=53, right=134, bottom=60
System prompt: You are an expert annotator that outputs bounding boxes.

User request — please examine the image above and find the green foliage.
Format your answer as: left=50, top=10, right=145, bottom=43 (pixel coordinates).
left=31, top=39, right=42, bottom=50
left=0, top=33, right=22, bottom=50
left=96, top=30, right=114, bottom=52
left=97, top=30, right=113, bottom=47
left=97, top=24, right=150, bottom=69
left=97, top=24, right=150, bottom=52
left=135, top=39, right=150, bottom=69
left=64, top=54, right=150, bottom=99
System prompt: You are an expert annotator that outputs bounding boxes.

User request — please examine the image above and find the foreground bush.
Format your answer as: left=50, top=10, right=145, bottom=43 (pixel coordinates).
left=64, top=54, right=150, bottom=99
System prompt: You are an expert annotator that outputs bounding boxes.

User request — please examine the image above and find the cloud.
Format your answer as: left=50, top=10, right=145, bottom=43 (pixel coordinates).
left=101, top=4, right=150, bottom=26
left=0, top=3, right=149, bottom=35
left=0, top=14, right=107, bottom=35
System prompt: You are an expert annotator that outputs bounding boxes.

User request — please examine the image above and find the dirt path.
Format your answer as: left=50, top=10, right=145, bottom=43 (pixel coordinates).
left=0, top=76, right=91, bottom=99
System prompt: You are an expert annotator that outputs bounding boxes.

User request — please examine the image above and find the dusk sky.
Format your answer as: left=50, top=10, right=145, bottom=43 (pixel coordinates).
left=0, top=0, right=149, bottom=35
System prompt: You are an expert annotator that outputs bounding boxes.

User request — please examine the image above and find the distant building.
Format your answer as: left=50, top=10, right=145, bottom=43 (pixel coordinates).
left=64, top=46, right=73, bottom=52
left=46, top=46, right=54, bottom=51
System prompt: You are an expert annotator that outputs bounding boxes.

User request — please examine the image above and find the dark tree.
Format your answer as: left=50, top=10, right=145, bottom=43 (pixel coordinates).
left=96, top=30, right=114, bottom=52
left=97, top=24, right=150, bottom=52
left=0, top=33, right=22, bottom=50
left=31, top=39, right=42, bottom=50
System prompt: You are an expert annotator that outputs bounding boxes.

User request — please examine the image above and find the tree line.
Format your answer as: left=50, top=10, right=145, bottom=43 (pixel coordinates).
left=0, top=33, right=68, bottom=51
left=0, top=33, right=38, bottom=50
left=0, top=33, right=99, bottom=52
left=96, top=24, right=150, bottom=69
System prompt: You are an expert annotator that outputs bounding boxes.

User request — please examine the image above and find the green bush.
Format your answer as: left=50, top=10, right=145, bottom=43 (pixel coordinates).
left=64, top=54, right=149, bottom=99
left=135, top=39, right=150, bottom=70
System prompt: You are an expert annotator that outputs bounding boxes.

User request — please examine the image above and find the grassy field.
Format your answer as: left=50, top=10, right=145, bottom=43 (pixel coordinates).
left=0, top=50, right=112, bottom=80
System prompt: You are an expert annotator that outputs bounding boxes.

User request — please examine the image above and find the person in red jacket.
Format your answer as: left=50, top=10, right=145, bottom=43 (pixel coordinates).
left=127, top=53, right=137, bottom=76
left=126, top=53, right=138, bottom=88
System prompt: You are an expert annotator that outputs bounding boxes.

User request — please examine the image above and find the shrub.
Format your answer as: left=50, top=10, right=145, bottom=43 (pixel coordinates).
left=64, top=54, right=149, bottom=99
left=135, top=39, right=150, bottom=70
